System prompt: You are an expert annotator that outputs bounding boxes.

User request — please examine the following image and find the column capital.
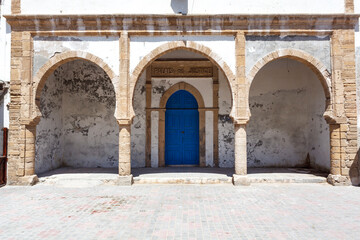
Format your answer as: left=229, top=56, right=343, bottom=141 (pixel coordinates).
left=117, top=119, right=132, bottom=127
left=233, top=118, right=249, bottom=126
left=20, top=117, right=41, bottom=127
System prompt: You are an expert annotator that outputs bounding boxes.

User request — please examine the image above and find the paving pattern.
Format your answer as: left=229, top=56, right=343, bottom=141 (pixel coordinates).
left=0, top=184, right=360, bottom=239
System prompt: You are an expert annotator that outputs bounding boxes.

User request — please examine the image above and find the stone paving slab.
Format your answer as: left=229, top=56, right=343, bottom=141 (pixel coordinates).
left=0, top=184, right=360, bottom=239
left=38, top=167, right=327, bottom=186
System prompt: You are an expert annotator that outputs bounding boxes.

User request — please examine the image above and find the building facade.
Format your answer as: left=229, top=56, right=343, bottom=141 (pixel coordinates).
left=1, top=0, right=360, bottom=185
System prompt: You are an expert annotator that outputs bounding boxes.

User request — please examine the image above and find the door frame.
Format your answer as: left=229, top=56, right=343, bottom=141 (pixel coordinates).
left=159, top=82, right=206, bottom=167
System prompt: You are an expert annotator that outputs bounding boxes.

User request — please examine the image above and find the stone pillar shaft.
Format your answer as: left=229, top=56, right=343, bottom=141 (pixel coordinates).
left=24, top=125, right=36, bottom=176
left=118, top=124, right=131, bottom=176
left=234, top=124, right=247, bottom=175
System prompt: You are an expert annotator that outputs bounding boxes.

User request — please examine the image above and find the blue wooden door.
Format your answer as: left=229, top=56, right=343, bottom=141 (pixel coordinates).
left=165, top=90, right=199, bottom=165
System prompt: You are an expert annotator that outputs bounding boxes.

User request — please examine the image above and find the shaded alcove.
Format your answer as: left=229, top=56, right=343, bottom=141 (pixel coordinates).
left=35, top=60, right=118, bottom=174
left=247, top=58, right=330, bottom=171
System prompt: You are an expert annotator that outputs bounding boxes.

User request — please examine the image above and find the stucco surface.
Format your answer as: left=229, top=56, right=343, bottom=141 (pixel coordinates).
left=21, top=0, right=345, bottom=14
left=131, top=72, right=146, bottom=168
left=36, top=60, right=118, bottom=174
left=248, top=59, right=330, bottom=170
left=245, top=36, right=331, bottom=78
left=130, top=36, right=235, bottom=76
left=33, top=36, right=119, bottom=77
left=218, top=71, right=234, bottom=168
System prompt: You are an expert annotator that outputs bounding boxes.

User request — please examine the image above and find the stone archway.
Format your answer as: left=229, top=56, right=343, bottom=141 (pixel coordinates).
left=22, top=51, right=119, bottom=179
left=246, top=49, right=332, bottom=116
left=246, top=49, right=339, bottom=178
left=33, top=51, right=118, bottom=121
left=129, top=41, right=236, bottom=120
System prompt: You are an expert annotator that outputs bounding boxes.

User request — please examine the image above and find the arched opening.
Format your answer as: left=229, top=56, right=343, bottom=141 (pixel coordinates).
left=165, top=90, right=199, bottom=165
left=248, top=58, right=330, bottom=172
left=131, top=48, right=234, bottom=169
left=35, top=59, right=118, bottom=174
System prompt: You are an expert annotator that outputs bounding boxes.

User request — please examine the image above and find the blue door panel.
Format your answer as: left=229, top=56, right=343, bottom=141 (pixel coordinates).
left=165, top=90, right=199, bottom=165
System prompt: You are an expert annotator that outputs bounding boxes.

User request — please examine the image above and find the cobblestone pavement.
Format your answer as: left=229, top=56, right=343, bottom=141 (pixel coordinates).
left=0, top=184, right=360, bottom=240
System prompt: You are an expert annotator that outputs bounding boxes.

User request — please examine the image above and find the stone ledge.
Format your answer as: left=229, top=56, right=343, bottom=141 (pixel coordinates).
left=8, top=175, right=39, bottom=186
left=115, top=175, right=133, bottom=186
left=327, top=174, right=351, bottom=186
left=233, top=174, right=251, bottom=186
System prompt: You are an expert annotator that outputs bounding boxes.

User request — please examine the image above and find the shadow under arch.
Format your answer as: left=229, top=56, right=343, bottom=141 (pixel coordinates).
left=130, top=41, right=236, bottom=120
left=246, top=49, right=332, bottom=118
left=32, top=51, right=117, bottom=121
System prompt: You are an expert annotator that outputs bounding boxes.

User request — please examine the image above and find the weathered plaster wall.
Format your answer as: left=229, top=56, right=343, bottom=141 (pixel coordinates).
left=205, top=111, right=214, bottom=166
left=36, top=70, right=63, bottom=173
left=218, top=71, right=234, bottom=168
left=245, top=36, right=331, bottom=77
left=36, top=60, right=118, bottom=173
left=130, top=36, right=235, bottom=75
left=21, top=0, right=345, bottom=14
left=33, top=36, right=119, bottom=76
left=131, top=71, right=146, bottom=168
left=248, top=59, right=330, bottom=170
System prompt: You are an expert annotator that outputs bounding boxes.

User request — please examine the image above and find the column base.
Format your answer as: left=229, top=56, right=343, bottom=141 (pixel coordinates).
left=116, top=174, right=133, bottom=186
left=327, top=174, right=351, bottom=186
left=8, top=175, right=39, bottom=186
left=233, top=174, right=250, bottom=186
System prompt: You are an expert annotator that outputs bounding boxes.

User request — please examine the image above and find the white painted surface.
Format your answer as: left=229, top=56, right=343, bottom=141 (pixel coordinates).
left=151, top=111, right=159, bottom=167
left=131, top=71, right=146, bottom=167
left=248, top=59, right=330, bottom=170
left=205, top=111, right=213, bottom=167
left=245, top=36, right=332, bottom=77
left=0, top=0, right=11, bottom=144
left=355, top=0, right=360, bottom=13
left=218, top=71, right=234, bottom=168
left=130, top=36, right=235, bottom=76
left=21, top=0, right=345, bottom=14
left=33, top=36, right=120, bottom=76
left=0, top=0, right=10, bottom=84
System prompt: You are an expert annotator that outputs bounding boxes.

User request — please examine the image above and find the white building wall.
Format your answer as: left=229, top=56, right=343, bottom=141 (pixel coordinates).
left=33, top=36, right=120, bottom=77
left=130, top=36, right=235, bottom=76
left=20, top=0, right=345, bottom=15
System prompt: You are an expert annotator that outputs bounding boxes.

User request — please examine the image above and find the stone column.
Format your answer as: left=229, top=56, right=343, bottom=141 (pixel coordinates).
left=24, top=125, right=36, bottom=176
left=233, top=123, right=250, bottom=186
left=117, top=122, right=133, bottom=185
left=10, top=120, right=40, bottom=186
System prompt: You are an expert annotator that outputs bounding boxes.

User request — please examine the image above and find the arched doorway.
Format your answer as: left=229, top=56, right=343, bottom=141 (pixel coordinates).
left=35, top=59, right=118, bottom=174
left=165, top=90, right=199, bottom=165
left=248, top=58, right=330, bottom=171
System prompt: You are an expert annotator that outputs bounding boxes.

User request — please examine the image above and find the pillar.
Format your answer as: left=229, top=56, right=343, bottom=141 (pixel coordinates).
left=117, top=122, right=133, bottom=185
left=24, top=125, right=36, bottom=176
left=233, top=123, right=250, bottom=186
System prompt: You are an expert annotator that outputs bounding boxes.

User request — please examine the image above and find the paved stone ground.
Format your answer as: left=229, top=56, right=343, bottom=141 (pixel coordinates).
left=0, top=184, right=360, bottom=239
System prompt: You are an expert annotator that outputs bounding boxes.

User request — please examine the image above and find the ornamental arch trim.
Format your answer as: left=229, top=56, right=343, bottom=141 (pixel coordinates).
left=32, top=51, right=117, bottom=121
left=130, top=41, right=236, bottom=119
left=246, top=49, right=333, bottom=117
